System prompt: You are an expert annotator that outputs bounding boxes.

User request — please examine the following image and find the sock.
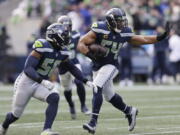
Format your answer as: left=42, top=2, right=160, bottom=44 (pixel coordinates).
left=91, top=87, right=103, bottom=121
left=44, top=93, right=59, bottom=130
left=2, top=112, right=18, bottom=129
left=109, top=93, right=131, bottom=114
left=75, top=79, right=86, bottom=107
left=64, top=90, right=74, bottom=107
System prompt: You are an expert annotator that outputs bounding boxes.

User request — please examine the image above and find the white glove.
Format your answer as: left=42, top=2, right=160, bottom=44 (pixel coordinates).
left=41, top=80, right=54, bottom=90
left=86, top=81, right=98, bottom=93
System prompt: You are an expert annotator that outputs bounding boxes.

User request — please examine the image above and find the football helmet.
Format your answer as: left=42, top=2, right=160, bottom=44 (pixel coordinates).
left=46, top=23, right=71, bottom=49
left=105, top=8, right=127, bottom=33
left=57, top=15, right=72, bottom=32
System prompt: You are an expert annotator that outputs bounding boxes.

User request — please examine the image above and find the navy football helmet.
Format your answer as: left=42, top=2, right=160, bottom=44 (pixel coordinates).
left=105, top=8, right=127, bottom=33
left=46, top=23, right=71, bottom=49
left=57, top=15, right=72, bottom=32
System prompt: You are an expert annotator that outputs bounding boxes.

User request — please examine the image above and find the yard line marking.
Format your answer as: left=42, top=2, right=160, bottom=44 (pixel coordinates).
left=129, top=130, right=180, bottom=135
left=1, top=85, right=180, bottom=92
left=0, top=104, right=180, bottom=115
left=156, top=127, right=180, bottom=130
left=9, top=114, right=180, bottom=128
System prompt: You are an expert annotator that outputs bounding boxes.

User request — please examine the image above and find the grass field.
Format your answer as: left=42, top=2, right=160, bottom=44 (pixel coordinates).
left=0, top=84, right=180, bottom=135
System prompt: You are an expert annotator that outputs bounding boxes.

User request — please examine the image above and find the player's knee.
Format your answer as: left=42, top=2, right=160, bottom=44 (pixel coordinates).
left=47, top=93, right=60, bottom=104
left=104, top=93, right=114, bottom=102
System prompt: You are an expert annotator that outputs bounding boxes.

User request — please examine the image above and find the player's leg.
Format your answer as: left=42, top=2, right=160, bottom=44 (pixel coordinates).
left=1, top=73, right=34, bottom=135
left=74, top=64, right=90, bottom=114
left=83, top=65, right=117, bottom=134
left=33, top=85, right=59, bottom=135
left=103, top=79, right=138, bottom=131
left=59, top=72, right=76, bottom=119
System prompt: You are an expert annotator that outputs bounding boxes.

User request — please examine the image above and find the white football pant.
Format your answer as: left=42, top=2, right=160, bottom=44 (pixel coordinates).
left=12, top=72, right=59, bottom=118
left=93, top=64, right=118, bottom=101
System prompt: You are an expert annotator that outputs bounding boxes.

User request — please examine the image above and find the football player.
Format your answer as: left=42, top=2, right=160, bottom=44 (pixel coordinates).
left=0, top=23, right=96, bottom=135
left=57, top=15, right=91, bottom=119
left=77, top=8, right=171, bottom=134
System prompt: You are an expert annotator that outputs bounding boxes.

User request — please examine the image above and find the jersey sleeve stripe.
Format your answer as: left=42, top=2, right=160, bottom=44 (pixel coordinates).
left=35, top=48, right=53, bottom=53
left=91, top=28, right=110, bottom=34
left=60, top=51, right=71, bottom=56
left=120, top=33, right=134, bottom=37
left=72, top=33, right=80, bottom=39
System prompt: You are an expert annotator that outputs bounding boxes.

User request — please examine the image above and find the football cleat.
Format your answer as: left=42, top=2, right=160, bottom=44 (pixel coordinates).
left=0, top=125, right=7, bottom=135
left=70, top=106, right=76, bottom=120
left=125, top=107, right=138, bottom=131
left=81, top=105, right=91, bottom=115
left=83, top=119, right=96, bottom=134
left=40, top=129, right=59, bottom=135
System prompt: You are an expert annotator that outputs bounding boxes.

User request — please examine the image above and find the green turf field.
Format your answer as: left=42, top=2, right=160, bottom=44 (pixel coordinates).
left=0, top=85, right=180, bottom=135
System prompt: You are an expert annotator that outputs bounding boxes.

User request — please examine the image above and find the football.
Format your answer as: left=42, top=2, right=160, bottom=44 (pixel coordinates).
left=88, top=44, right=108, bottom=57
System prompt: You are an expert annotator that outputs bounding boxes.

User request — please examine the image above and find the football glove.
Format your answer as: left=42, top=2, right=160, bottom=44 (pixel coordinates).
left=157, top=21, right=171, bottom=41
left=85, top=81, right=98, bottom=93
left=41, top=80, right=54, bottom=90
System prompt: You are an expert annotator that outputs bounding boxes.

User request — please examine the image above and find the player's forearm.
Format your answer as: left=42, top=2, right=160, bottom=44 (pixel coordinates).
left=77, top=42, right=89, bottom=55
left=140, top=36, right=158, bottom=44
left=24, top=56, right=42, bottom=83
left=129, top=35, right=158, bottom=46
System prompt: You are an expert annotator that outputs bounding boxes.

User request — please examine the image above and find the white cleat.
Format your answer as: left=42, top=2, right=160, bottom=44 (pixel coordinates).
left=126, top=107, right=138, bottom=131
left=40, top=129, right=59, bottom=135
left=0, top=125, right=7, bottom=135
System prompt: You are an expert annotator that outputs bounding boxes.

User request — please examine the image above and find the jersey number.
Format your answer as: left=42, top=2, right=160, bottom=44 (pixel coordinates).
left=37, top=58, right=61, bottom=77
left=101, top=39, right=123, bottom=59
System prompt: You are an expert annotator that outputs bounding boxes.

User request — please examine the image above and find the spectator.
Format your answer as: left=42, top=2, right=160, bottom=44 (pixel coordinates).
left=168, top=29, right=180, bottom=83
left=149, top=26, right=169, bottom=84
left=119, top=43, right=134, bottom=87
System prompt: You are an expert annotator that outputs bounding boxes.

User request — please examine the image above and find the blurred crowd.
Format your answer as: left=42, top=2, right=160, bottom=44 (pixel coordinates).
left=1, top=0, right=180, bottom=85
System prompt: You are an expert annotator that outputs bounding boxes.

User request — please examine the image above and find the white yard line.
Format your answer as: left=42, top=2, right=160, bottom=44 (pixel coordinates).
left=0, top=104, right=180, bottom=115
left=1, top=85, right=180, bottom=92
left=9, top=114, right=180, bottom=128
left=129, top=130, right=180, bottom=135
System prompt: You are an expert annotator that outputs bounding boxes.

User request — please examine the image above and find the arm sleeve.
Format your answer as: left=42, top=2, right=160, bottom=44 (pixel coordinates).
left=24, top=55, right=43, bottom=83
left=59, top=60, right=88, bottom=83
left=121, top=27, right=134, bottom=42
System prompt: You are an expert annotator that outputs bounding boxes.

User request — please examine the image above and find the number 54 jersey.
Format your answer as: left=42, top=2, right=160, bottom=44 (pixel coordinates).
left=32, top=39, right=69, bottom=79
left=91, top=21, right=134, bottom=71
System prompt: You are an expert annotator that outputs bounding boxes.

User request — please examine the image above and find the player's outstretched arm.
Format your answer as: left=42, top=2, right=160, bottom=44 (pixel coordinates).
left=129, top=22, right=171, bottom=46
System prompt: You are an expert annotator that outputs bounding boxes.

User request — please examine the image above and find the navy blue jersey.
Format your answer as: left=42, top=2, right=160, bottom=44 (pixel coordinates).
left=67, top=30, right=80, bottom=63
left=59, top=31, right=80, bottom=74
left=32, top=39, right=69, bottom=79
left=91, top=21, right=134, bottom=70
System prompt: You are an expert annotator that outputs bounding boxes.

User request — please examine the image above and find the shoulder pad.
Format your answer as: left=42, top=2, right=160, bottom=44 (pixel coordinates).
left=33, top=39, right=53, bottom=53
left=91, top=21, right=110, bottom=35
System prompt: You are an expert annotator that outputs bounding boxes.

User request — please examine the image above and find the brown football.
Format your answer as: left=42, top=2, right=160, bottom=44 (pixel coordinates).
left=88, top=44, right=107, bottom=57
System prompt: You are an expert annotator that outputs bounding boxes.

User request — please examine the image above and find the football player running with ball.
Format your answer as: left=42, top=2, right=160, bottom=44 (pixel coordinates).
left=0, top=23, right=96, bottom=135
left=77, top=8, right=171, bottom=134
left=57, top=15, right=91, bottom=120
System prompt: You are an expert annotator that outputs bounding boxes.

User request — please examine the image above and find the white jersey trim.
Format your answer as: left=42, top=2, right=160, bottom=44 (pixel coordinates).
left=72, top=33, right=80, bottom=39
left=36, top=48, right=53, bottom=53
left=120, top=33, right=134, bottom=37
left=60, top=51, right=71, bottom=56
left=92, top=28, right=110, bottom=34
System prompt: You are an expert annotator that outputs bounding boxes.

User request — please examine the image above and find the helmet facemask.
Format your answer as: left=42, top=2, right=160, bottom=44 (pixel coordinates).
left=46, top=23, right=71, bottom=49
left=106, top=8, right=128, bottom=33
